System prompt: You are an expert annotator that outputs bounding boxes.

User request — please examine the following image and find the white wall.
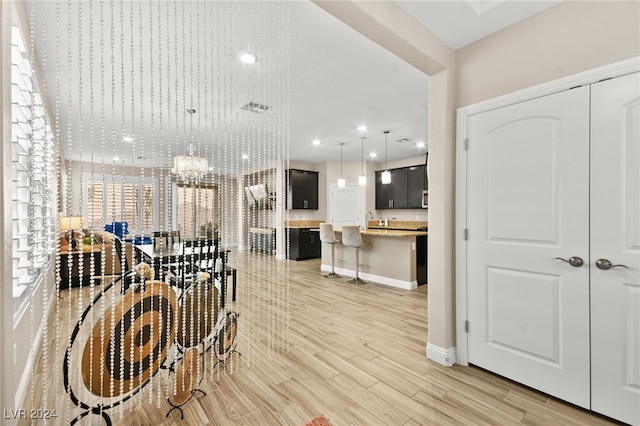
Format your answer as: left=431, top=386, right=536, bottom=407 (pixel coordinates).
left=0, top=1, right=13, bottom=413
left=455, top=1, right=640, bottom=107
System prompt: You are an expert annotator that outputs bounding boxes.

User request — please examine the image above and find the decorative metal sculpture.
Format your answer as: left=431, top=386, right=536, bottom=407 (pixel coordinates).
left=64, top=267, right=240, bottom=424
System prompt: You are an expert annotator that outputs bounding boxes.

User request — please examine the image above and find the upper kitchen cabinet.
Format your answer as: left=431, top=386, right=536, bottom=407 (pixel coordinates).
left=286, top=169, right=319, bottom=210
left=376, top=164, right=427, bottom=210
left=408, top=165, right=427, bottom=209
left=375, top=168, right=408, bottom=209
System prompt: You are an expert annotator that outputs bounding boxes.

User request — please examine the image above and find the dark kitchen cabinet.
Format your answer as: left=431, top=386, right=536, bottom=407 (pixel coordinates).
left=375, top=171, right=392, bottom=210
left=287, top=228, right=321, bottom=260
left=286, top=169, right=318, bottom=210
left=408, top=165, right=427, bottom=209
left=375, top=168, right=408, bottom=209
left=416, top=235, right=428, bottom=285
left=376, top=164, right=429, bottom=210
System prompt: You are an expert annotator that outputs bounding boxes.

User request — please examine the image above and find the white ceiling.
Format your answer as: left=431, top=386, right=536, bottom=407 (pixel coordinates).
left=27, top=0, right=562, bottom=172
left=398, top=0, right=563, bottom=50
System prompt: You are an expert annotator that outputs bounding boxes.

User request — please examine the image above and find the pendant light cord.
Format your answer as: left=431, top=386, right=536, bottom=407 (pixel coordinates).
left=384, top=130, right=389, bottom=170
left=361, top=137, right=365, bottom=174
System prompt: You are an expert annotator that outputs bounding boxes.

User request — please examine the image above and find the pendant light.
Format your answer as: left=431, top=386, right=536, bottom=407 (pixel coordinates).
left=382, top=130, right=391, bottom=184
left=358, top=137, right=367, bottom=186
left=338, top=143, right=346, bottom=188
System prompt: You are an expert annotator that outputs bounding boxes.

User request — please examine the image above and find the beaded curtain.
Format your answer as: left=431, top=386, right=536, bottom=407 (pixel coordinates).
left=22, top=1, right=290, bottom=423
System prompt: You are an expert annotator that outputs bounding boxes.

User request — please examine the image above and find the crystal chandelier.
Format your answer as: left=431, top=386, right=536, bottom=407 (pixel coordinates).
left=172, top=144, right=208, bottom=181
left=172, top=109, right=208, bottom=181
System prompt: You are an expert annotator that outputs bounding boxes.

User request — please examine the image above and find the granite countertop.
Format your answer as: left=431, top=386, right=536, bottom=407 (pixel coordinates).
left=285, top=220, right=325, bottom=228
left=334, top=228, right=428, bottom=237
left=366, top=220, right=428, bottom=231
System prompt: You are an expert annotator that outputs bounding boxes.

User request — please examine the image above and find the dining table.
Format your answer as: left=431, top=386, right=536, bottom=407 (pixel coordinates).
left=133, top=242, right=234, bottom=307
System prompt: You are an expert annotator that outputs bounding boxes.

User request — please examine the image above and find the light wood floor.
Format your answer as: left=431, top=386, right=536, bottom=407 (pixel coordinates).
left=20, top=253, right=617, bottom=425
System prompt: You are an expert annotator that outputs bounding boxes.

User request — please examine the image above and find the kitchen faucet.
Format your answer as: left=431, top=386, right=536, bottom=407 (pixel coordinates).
left=365, top=211, right=374, bottom=230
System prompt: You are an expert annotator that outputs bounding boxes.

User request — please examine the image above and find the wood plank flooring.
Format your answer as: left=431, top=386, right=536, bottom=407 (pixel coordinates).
left=19, top=253, right=617, bottom=425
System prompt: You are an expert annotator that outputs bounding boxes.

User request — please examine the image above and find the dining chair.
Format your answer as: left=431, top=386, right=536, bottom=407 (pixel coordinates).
left=168, top=240, right=214, bottom=289
left=156, top=230, right=181, bottom=279
left=153, top=230, right=180, bottom=250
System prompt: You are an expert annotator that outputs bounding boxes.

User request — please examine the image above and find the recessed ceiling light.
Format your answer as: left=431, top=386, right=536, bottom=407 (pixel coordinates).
left=416, top=142, right=425, bottom=148
left=312, top=139, right=321, bottom=146
left=239, top=53, right=257, bottom=64
left=122, top=136, right=133, bottom=142
left=113, top=156, right=120, bottom=161
left=357, top=125, right=367, bottom=132
left=208, top=167, right=214, bottom=171
left=369, top=152, right=378, bottom=159
left=242, top=154, right=249, bottom=160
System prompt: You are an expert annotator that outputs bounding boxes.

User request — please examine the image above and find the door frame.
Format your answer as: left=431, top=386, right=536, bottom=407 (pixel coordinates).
left=455, top=57, right=640, bottom=366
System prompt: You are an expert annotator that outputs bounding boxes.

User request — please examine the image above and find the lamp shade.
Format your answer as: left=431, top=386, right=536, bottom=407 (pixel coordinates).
left=381, top=170, right=391, bottom=185
left=60, top=215, right=85, bottom=231
left=337, top=177, right=346, bottom=188
left=358, top=175, right=367, bottom=186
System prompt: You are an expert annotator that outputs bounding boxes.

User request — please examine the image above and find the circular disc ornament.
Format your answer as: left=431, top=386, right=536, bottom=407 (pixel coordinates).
left=168, top=347, right=201, bottom=406
left=216, top=311, right=238, bottom=360
left=176, top=281, right=219, bottom=349
left=81, top=280, right=177, bottom=397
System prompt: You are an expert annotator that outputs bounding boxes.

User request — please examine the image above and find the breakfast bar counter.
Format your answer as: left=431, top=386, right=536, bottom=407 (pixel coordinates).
left=320, top=224, right=427, bottom=290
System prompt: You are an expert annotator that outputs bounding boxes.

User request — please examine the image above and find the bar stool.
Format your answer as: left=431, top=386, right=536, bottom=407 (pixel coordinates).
left=319, top=223, right=341, bottom=278
left=341, top=225, right=367, bottom=285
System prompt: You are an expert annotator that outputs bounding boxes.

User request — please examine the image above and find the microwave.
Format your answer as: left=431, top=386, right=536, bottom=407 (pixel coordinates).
left=422, top=190, right=428, bottom=209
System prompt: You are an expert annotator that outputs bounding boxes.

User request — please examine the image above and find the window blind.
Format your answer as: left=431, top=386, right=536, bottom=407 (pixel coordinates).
left=86, top=180, right=156, bottom=233
left=11, top=23, right=57, bottom=319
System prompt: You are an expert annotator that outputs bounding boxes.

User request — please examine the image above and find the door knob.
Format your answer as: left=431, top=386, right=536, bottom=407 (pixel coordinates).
left=554, top=256, right=584, bottom=267
left=595, top=258, right=629, bottom=270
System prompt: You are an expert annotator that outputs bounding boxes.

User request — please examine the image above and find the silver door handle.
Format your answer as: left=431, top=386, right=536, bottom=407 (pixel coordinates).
left=595, top=258, right=629, bottom=270
left=554, top=256, right=584, bottom=267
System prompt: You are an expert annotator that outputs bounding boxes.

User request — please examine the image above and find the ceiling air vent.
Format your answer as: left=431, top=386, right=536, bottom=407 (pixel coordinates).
left=241, top=102, right=270, bottom=114
left=395, top=138, right=411, bottom=143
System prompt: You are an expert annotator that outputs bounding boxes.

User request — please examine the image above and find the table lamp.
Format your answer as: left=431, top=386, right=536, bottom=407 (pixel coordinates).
left=60, top=215, right=85, bottom=251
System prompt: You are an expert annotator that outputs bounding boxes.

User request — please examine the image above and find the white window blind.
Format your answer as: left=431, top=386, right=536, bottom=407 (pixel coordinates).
left=11, top=23, right=57, bottom=319
left=86, top=178, right=156, bottom=233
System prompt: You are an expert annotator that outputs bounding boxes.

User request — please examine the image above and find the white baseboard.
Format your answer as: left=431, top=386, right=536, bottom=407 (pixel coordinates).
left=320, top=264, right=417, bottom=290
left=426, top=343, right=456, bottom=367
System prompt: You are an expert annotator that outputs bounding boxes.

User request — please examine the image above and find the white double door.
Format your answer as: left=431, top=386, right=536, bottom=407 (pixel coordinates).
left=465, top=72, right=639, bottom=425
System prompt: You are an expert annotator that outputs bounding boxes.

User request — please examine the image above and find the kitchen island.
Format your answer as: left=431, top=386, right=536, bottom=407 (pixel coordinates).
left=320, top=225, right=427, bottom=290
